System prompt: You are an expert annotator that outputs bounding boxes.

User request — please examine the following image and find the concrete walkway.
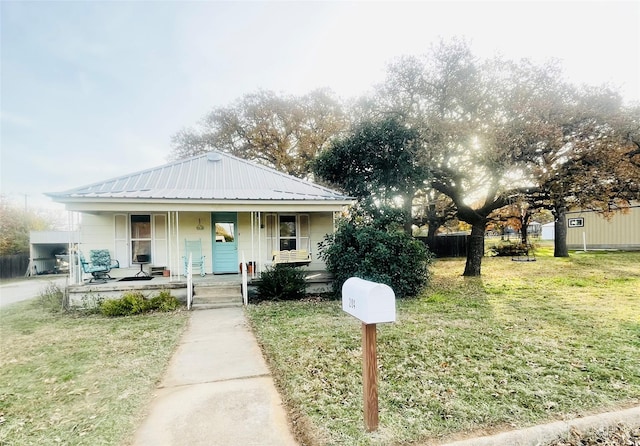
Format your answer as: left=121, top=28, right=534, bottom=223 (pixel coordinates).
left=132, top=307, right=298, bottom=446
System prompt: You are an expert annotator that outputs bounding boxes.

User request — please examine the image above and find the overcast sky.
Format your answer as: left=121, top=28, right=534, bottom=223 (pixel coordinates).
left=1, top=1, right=638, bottom=210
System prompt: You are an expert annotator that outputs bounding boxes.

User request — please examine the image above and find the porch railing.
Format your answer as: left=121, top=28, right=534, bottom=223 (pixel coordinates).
left=241, top=252, right=248, bottom=306
left=186, top=253, right=193, bottom=310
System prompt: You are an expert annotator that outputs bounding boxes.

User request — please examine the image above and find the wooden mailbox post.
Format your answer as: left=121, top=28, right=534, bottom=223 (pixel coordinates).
left=342, top=277, right=396, bottom=432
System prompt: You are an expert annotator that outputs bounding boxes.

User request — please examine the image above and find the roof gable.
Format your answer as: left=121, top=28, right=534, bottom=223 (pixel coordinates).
left=48, top=152, right=351, bottom=202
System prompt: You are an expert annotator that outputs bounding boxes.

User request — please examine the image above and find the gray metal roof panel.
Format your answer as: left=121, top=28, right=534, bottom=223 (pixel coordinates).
left=48, top=152, right=352, bottom=202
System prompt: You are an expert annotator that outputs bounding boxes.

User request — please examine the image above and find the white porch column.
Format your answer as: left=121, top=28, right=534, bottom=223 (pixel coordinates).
left=167, top=211, right=180, bottom=282
left=250, top=211, right=255, bottom=277
left=257, top=211, right=262, bottom=275
left=175, top=211, right=180, bottom=280
left=167, top=211, right=172, bottom=281
left=69, top=211, right=82, bottom=285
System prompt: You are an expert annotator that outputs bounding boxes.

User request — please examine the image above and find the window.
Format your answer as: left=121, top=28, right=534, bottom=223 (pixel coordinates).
left=279, top=215, right=297, bottom=250
left=215, top=223, right=235, bottom=242
left=265, top=214, right=310, bottom=252
left=131, top=215, right=151, bottom=263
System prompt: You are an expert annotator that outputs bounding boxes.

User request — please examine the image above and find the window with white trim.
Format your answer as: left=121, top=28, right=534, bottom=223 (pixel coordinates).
left=265, top=214, right=310, bottom=252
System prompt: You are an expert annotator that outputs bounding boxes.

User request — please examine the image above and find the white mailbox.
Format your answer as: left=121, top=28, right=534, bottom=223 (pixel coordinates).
left=342, top=277, right=396, bottom=324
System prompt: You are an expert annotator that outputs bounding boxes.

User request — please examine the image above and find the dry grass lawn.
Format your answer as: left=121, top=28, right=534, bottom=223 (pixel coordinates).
left=247, top=250, right=640, bottom=446
left=0, top=295, right=188, bottom=446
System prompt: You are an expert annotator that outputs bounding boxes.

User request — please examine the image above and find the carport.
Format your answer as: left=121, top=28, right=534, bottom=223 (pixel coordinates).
left=27, top=231, right=78, bottom=276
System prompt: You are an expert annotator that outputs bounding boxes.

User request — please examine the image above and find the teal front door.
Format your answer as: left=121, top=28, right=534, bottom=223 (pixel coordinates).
left=211, top=212, right=238, bottom=273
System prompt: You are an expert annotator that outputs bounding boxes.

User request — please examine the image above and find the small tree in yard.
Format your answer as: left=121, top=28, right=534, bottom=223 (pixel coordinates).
left=313, top=116, right=427, bottom=234
left=319, top=205, right=433, bottom=298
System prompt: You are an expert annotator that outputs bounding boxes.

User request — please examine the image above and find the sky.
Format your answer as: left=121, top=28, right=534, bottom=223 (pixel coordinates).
left=1, top=1, right=639, bottom=211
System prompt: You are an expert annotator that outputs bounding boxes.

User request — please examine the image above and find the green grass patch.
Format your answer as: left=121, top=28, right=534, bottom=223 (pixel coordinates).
left=246, top=251, right=640, bottom=446
left=0, top=298, right=189, bottom=446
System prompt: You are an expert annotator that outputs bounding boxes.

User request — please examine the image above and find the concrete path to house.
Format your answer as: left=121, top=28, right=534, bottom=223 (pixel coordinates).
left=131, top=306, right=298, bottom=446
left=0, top=275, right=68, bottom=307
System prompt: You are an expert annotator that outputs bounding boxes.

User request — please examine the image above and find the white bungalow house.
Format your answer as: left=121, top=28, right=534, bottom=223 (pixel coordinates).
left=47, top=151, right=353, bottom=284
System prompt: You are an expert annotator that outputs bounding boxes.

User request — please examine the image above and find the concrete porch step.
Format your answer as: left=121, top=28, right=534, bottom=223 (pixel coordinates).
left=194, top=284, right=241, bottom=296
left=191, top=301, right=243, bottom=310
left=192, top=283, right=242, bottom=309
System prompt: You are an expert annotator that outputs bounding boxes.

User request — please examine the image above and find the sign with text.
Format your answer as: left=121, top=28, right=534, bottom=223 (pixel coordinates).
left=568, top=217, right=585, bottom=228
left=342, top=277, right=396, bottom=324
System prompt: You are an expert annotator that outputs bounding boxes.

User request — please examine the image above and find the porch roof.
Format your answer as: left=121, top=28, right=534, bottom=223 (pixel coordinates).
left=47, top=151, right=353, bottom=208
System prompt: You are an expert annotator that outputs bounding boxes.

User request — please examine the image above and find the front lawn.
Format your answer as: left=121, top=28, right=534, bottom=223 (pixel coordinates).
left=246, top=251, right=640, bottom=446
left=0, top=296, right=189, bottom=446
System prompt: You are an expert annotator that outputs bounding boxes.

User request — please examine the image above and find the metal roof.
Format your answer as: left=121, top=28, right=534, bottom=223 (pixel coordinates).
left=47, top=151, right=352, bottom=202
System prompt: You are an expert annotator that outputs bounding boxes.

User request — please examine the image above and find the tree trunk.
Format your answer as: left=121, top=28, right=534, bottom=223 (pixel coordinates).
left=463, top=222, right=486, bottom=276
left=426, top=221, right=439, bottom=244
left=554, top=204, right=569, bottom=257
left=403, top=191, right=415, bottom=235
left=520, top=213, right=531, bottom=245
left=521, top=227, right=528, bottom=245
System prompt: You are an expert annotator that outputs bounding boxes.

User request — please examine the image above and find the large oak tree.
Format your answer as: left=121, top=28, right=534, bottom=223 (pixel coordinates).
left=171, top=89, right=349, bottom=178
left=375, top=41, right=639, bottom=273
left=507, top=63, right=640, bottom=257
left=378, top=42, right=537, bottom=275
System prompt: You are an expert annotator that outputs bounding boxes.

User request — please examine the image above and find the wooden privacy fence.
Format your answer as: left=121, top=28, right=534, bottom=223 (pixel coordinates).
left=417, top=234, right=468, bottom=258
left=0, top=254, right=30, bottom=279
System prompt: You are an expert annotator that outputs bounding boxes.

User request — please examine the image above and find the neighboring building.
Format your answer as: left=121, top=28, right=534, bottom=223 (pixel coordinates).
left=565, top=204, right=640, bottom=250
left=541, top=222, right=555, bottom=241
left=47, top=152, right=353, bottom=282
left=27, top=231, right=79, bottom=276
left=527, top=221, right=542, bottom=238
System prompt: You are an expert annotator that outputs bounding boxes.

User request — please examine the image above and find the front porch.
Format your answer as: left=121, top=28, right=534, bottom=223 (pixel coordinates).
left=66, top=266, right=334, bottom=309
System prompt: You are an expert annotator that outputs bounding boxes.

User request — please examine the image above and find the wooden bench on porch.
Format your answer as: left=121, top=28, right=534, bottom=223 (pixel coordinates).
left=272, top=250, right=312, bottom=266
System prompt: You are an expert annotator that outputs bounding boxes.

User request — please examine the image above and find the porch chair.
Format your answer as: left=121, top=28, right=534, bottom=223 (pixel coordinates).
left=80, top=250, right=119, bottom=283
left=183, top=239, right=206, bottom=276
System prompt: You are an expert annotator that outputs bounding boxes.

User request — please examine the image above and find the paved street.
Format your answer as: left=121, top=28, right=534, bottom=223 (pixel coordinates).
left=0, top=276, right=68, bottom=308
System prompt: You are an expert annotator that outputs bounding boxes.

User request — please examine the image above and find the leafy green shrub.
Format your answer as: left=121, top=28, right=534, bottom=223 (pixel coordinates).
left=99, top=290, right=182, bottom=317
left=100, top=291, right=150, bottom=317
left=38, top=282, right=66, bottom=312
left=148, top=291, right=181, bottom=311
left=319, top=213, right=433, bottom=298
left=256, top=264, right=307, bottom=301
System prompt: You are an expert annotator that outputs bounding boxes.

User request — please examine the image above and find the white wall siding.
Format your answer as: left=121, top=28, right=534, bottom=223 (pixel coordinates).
left=309, top=212, right=333, bottom=255
left=79, top=214, right=116, bottom=255
left=176, top=212, right=213, bottom=274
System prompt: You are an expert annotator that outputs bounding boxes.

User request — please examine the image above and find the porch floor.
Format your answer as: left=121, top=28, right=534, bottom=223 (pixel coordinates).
left=67, top=267, right=333, bottom=291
